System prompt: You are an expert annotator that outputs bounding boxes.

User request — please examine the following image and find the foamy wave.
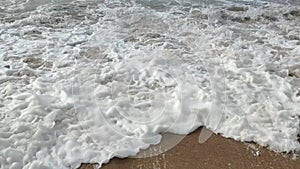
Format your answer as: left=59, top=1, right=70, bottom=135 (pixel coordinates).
left=0, top=0, right=299, bottom=168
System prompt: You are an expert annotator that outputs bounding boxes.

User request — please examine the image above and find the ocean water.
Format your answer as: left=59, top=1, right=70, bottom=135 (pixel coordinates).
left=0, top=0, right=300, bottom=168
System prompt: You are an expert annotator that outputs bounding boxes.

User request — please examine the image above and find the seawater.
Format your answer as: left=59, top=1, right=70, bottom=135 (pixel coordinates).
left=0, top=0, right=299, bottom=168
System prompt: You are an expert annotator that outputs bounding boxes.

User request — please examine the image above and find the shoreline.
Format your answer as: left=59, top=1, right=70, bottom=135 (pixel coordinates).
left=79, top=128, right=300, bottom=169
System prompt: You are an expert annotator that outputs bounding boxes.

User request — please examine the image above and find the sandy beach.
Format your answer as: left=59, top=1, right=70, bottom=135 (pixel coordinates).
left=79, top=128, right=300, bottom=169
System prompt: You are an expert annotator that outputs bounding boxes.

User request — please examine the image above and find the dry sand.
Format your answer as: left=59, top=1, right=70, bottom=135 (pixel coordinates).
left=79, top=128, right=300, bottom=169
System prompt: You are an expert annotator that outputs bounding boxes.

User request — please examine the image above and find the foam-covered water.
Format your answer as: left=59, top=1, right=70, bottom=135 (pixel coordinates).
left=0, top=0, right=300, bottom=168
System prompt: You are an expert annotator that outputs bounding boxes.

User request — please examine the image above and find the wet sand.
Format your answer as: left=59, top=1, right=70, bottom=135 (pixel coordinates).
left=79, top=128, right=300, bottom=169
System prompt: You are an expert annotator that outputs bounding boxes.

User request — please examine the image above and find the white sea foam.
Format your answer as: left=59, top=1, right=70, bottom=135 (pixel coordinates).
left=0, top=0, right=300, bottom=168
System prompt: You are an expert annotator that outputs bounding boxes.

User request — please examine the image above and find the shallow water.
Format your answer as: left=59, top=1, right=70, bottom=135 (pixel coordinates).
left=0, top=0, right=300, bottom=169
